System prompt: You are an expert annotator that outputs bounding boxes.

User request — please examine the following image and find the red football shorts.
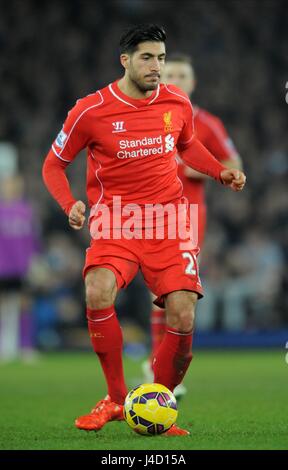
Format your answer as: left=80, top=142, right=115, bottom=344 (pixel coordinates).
left=83, top=217, right=203, bottom=308
left=197, top=203, right=207, bottom=249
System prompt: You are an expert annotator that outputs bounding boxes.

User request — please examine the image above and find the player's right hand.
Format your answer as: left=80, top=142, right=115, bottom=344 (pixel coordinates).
left=69, top=200, right=86, bottom=230
left=220, top=168, right=246, bottom=191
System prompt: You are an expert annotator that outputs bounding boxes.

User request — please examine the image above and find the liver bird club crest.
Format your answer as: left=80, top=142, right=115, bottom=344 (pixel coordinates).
left=163, top=111, right=173, bottom=132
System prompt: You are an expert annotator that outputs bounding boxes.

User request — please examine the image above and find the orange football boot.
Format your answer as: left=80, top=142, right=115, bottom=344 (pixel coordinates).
left=75, top=395, right=124, bottom=431
left=163, top=424, right=190, bottom=436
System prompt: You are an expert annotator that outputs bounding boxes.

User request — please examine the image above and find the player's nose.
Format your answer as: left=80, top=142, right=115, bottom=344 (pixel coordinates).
left=150, top=58, right=161, bottom=72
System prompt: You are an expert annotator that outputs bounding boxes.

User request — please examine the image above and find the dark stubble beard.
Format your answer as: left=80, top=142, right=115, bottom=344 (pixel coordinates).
left=129, top=70, right=158, bottom=92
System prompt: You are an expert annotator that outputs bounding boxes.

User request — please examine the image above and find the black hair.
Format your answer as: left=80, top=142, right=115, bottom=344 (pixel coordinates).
left=119, top=23, right=166, bottom=54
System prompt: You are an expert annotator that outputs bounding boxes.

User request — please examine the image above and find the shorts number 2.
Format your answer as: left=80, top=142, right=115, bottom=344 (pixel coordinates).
left=182, top=252, right=197, bottom=275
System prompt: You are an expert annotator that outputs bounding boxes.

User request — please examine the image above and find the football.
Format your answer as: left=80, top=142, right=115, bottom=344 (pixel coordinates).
left=124, top=383, right=178, bottom=436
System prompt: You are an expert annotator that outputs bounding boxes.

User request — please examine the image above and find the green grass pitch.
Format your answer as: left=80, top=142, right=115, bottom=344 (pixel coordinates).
left=0, top=350, right=287, bottom=450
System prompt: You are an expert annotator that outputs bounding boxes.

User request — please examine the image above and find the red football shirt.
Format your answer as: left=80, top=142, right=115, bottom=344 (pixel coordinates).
left=45, top=81, right=225, bottom=223
left=177, top=106, right=238, bottom=206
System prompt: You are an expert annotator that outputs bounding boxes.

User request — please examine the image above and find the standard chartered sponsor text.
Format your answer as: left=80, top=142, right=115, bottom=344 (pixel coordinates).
left=117, top=135, right=163, bottom=159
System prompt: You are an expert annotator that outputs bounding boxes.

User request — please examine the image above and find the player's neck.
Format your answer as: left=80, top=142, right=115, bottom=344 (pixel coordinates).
left=117, top=77, right=154, bottom=100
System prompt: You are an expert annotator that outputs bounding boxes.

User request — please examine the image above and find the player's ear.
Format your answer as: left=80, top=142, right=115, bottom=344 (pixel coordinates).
left=120, top=54, right=130, bottom=70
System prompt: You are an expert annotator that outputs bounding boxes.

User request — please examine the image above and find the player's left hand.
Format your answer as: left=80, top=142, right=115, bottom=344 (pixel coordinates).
left=220, top=168, right=246, bottom=191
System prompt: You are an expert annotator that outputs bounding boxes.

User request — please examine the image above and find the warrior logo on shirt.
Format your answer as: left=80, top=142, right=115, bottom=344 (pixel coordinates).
left=163, top=111, right=173, bottom=132
left=112, top=121, right=126, bottom=133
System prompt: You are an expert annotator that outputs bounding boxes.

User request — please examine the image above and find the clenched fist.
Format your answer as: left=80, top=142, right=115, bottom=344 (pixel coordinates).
left=220, top=169, right=246, bottom=191
left=68, top=200, right=86, bottom=230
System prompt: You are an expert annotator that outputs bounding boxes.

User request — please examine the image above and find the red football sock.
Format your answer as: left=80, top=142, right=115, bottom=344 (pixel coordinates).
left=151, top=309, right=166, bottom=359
left=153, top=327, right=193, bottom=392
left=87, top=306, right=127, bottom=405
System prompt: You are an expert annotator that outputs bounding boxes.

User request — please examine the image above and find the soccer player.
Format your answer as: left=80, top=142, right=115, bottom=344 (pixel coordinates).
left=145, top=54, right=243, bottom=398
left=42, top=24, right=246, bottom=436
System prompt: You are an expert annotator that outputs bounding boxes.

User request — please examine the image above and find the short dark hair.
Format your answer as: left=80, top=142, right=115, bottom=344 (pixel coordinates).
left=119, top=23, right=166, bottom=54
left=167, top=53, right=193, bottom=66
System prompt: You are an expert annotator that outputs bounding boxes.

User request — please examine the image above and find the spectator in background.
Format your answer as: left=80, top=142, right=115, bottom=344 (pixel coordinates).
left=0, top=171, right=39, bottom=360
left=27, top=232, right=84, bottom=350
left=222, top=227, right=284, bottom=330
left=197, top=226, right=284, bottom=331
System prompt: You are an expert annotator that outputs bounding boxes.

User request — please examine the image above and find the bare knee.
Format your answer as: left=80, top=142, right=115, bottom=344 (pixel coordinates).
left=85, top=268, right=117, bottom=309
left=165, top=291, right=198, bottom=332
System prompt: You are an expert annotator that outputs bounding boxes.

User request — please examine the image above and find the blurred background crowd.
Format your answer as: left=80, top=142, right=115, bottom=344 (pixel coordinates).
left=0, top=0, right=287, bottom=358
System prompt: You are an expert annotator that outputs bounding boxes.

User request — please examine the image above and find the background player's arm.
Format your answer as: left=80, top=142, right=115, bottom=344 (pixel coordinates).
left=183, top=115, right=243, bottom=179
left=178, top=137, right=246, bottom=191
left=178, top=103, right=244, bottom=188
left=220, top=152, right=243, bottom=170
